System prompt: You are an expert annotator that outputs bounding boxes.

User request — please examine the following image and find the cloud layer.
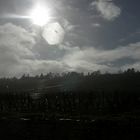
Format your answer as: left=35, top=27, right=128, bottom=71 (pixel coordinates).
left=0, top=23, right=35, bottom=77
left=0, top=23, right=140, bottom=77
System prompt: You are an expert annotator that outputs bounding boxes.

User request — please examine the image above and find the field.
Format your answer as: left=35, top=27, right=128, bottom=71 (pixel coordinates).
left=0, top=117, right=140, bottom=140
left=0, top=72, right=140, bottom=139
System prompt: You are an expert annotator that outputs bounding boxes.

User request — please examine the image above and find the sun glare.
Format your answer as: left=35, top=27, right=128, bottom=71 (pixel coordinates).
left=30, top=4, right=51, bottom=26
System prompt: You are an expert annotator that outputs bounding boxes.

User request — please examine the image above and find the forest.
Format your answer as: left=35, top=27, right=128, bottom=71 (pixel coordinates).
left=0, top=68, right=140, bottom=119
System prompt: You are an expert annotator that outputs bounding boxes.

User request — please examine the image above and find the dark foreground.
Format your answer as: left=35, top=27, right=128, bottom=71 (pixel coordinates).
left=0, top=117, right=140, bottom=140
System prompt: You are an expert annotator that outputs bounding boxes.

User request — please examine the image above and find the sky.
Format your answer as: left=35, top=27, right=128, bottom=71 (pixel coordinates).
left=0, top=0, right=140, bottom=77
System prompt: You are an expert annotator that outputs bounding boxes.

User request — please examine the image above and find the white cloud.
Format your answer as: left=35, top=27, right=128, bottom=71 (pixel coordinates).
left=61, top=42, right=140, bottom=73
left=0, top=23, right=75, bottom=77
left=0, top=23, right=140, bottom=77
left=0, top=23, right=70, bottom=77
left=91, top=23, right=101, bottom=27
left=0, top=23, right=36, bottom=77
left=91, top=0, right=121, bottom=21
left=62, top=19, right=79, bottom=32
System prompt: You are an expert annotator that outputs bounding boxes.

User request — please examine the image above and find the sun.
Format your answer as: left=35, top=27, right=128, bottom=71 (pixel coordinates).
left=30, top=4, right=51, bottom=26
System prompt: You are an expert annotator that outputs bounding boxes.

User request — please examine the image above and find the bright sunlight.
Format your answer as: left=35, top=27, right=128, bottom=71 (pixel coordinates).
left=30, top=4, right=51, bottom=26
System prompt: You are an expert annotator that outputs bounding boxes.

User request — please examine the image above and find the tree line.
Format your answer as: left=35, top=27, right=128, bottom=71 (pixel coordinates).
left=0, top=68, right=140, bottom=119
